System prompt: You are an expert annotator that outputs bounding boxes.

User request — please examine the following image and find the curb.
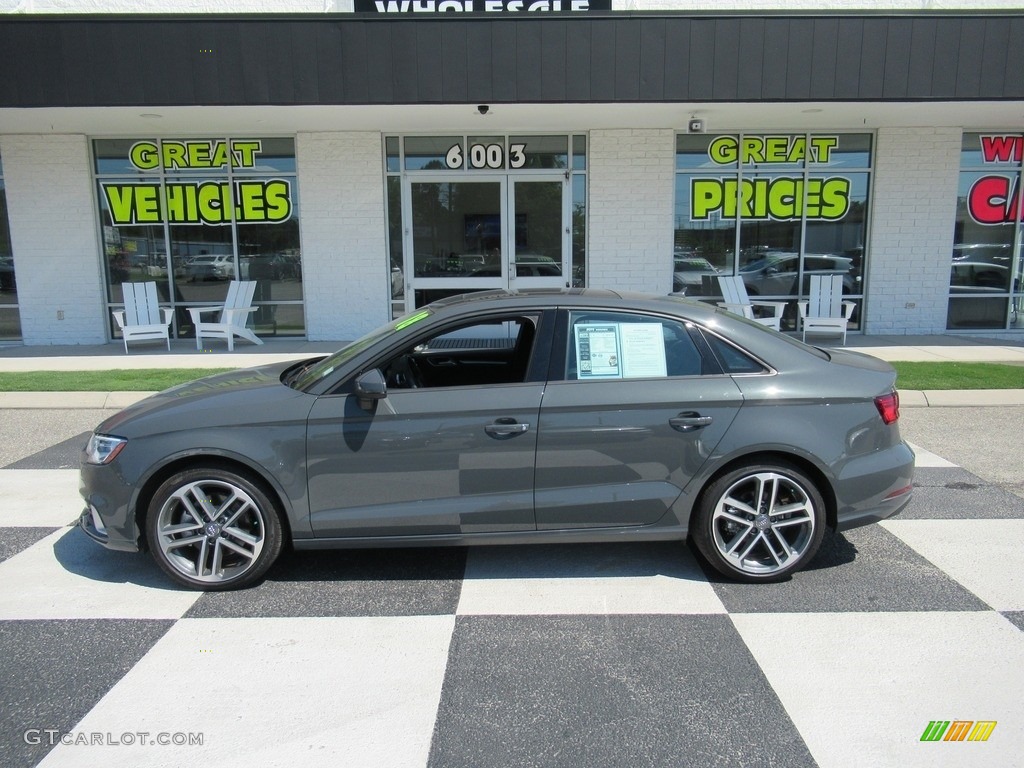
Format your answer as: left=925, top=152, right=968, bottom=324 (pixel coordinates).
left=0, top=392, right=156, bottom=409
left=2, top=389, right=1024, bottom=409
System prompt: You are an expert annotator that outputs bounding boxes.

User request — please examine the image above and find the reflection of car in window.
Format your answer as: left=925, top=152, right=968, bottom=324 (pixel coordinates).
left=186, top=254, right=234, bottom=281
left=514, top=254, right=561, bottom=277
left=464, top=254, right=563, bottom=278
left=950, top=261, right=1009, bottom=291
left=672, top=256, right=718, bottom=294
left=950, top=244, right=1013, bottom=292
left=740, top=252, right=856, bottom=296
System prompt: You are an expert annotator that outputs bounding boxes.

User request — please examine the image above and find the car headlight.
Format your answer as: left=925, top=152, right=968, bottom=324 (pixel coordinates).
left=85, top=434, right=128, bottom=465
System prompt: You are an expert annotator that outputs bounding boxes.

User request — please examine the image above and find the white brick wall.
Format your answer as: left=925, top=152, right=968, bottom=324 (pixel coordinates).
left=588, top=129, right=675, bottom=295
left=0, top=134, right=107, bottom=345
left=297, top=131, right=389, bottom=341
left=864, top=127, right=960, bottom=335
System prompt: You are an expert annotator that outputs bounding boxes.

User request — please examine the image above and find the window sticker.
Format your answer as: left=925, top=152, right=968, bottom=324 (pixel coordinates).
left=575, top=324, right=621, bottom=379
left=574, top=322, right=668, bottom=380
left=619, top=323, right=668, bottom=378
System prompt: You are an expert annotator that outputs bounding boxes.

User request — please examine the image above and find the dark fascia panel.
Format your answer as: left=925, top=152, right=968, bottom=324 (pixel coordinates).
left=0, top=13, right=1022, bottom=108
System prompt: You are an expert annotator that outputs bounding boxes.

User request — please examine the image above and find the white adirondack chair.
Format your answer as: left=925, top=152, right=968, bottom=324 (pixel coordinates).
left=797, top=274, right=856, bottom=345
left=716, top=275, right=785, bottom=331
left=187, top=280, right=263, bottom=351
left=112, top=282, right=173, bottom=353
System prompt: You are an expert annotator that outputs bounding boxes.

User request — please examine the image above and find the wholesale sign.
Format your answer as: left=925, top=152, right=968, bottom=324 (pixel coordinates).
left=101, top=140, right=293, bottom=227
left=354, top=0, right=609, bottom=12
left=689, top=135, right=851, bottom=222
left=966, top=135, right=1024, bottom=225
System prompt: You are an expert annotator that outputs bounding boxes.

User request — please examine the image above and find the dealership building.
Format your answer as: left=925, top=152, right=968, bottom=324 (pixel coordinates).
left=0, top=1, right=1022, bottom=346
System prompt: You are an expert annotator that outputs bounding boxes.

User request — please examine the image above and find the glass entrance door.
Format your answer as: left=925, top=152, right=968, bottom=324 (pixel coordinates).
left=407, top=178, right=505, bottom=308
left=509, top=177, right=569, bottom=291
left=404, top=175, right=568, bottom=309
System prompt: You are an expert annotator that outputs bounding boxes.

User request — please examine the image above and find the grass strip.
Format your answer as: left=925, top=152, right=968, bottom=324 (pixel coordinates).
left=892, top=361, right=1024, bottom=391
left=0, top=369, right=236, bottom=392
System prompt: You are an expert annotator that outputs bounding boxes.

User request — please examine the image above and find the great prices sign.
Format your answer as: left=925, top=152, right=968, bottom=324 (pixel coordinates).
left=967, top=135, right=1024, bottom=225
left=101, top=140, right=292, bottom=227
left=689, top=135, right=851, bottom=222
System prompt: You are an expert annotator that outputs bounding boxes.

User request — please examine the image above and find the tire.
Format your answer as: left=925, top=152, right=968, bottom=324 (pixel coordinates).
left=692, top=460, right=826, bottom=582
left=145, top=466, right=283, bottom=590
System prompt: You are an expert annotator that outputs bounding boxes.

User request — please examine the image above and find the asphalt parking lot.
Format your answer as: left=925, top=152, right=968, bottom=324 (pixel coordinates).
left=0, top=397, right=1022, bottom=768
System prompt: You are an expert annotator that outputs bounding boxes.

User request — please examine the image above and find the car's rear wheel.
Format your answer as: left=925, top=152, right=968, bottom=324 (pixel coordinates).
left=692, top=460, right=826, bottom=582
left=146, top=467, right=283, bottom=590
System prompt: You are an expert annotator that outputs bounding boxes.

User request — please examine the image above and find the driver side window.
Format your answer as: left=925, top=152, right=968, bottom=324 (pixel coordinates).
left=382, top=315, right=538, bottom=390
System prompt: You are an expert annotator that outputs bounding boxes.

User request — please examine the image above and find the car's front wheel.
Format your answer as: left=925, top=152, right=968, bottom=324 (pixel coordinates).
left=146, top=466, right=283, bottom=590
left=692, top=460, right=826, bottom=582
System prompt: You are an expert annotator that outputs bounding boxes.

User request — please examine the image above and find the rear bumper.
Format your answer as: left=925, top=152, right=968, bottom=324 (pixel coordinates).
left=834, top=490, right=913, bottom=531
left=834, top=441, right=915, bottom=532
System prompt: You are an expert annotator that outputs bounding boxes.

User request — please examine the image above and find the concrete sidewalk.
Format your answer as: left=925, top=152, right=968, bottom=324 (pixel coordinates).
left=0, top=334, right=1022, bottom=409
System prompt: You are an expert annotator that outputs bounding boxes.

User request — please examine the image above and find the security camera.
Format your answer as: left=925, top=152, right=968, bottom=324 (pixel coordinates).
left=688, top=118, right=705, bottom=134
left=477, top=104, right=490, bottom=115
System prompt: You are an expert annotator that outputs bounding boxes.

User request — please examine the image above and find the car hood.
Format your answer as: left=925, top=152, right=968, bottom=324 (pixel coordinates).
left=96, top=360, right=314, bottom=438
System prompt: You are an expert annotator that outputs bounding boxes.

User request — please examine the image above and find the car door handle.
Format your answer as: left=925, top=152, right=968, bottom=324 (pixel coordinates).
left=484, top=418, right=530, bottom=439
left=669, top=413, right=713, bottom=432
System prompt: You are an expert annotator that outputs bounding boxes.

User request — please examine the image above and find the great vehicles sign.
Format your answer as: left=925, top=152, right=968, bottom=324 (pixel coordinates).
left=101, top=140, right=292, bottom=227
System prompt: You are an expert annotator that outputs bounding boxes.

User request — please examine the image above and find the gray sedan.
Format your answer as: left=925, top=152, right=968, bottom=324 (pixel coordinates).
left=80, top=289, right=914, bottom=590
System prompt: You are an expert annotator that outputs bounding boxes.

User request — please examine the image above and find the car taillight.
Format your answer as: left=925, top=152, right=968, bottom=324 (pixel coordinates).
left=874, top=391, right=900, bottom=425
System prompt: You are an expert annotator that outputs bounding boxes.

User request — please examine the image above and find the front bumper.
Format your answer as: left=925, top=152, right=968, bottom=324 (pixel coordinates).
left=78, top=506, right=140, bottom=552
left=79, top=461, right=143, bottom=552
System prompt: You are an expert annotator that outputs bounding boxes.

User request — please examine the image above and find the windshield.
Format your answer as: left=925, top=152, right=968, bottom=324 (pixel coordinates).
left=287, top=308, right=434, bottom=391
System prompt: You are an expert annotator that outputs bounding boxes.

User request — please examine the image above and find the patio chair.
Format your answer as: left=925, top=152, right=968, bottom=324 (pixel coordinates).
left=797, top=274, right=856, bottom=345
left=187, top=280, right=263, bottom=351
left=716, top=275, right=785, bottom=331
left=112, top=282, right=173, bottom=353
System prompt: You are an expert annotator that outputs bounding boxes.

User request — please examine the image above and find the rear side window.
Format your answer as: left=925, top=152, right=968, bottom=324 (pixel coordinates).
left=702, top=332, right=768, bottom=374
left=564, top=311, right=706, bottom=380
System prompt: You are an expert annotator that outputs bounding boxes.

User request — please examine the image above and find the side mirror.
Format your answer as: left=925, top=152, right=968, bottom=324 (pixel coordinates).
left=354, top=369, right=387, bottom=410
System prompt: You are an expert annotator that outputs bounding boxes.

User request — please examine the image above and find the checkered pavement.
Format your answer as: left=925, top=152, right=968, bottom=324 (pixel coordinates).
left=0, top=430, right=1022, bottom=768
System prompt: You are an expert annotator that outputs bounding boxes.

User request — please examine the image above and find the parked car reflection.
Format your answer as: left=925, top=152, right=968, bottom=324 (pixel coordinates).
left=740, top=252, right=856, bottom=296
left=673, top=254, right=719, bottom=294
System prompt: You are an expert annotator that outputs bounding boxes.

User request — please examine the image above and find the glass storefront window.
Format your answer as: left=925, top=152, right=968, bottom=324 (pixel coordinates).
left=404, top=136, right=462, bottom=171
left=572, top=135, right=587, bottom=171
left=387, top=175, right=404, bottom=318
left=0, top=156, right=22, bottom=342
left=949, top=133, right=1023, bottom=330
left=94, top=138, right=304, bottom=341
left=675, top=133, right=871, bottom=332
left=508, top=135, right=568, bottom=169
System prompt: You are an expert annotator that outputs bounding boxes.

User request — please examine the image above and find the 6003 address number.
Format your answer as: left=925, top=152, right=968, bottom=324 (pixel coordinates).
left=446, top=143, right=528, bottom=170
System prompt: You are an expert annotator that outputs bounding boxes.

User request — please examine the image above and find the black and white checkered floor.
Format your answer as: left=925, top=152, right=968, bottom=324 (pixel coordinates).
left=0, top=435, right=1021, bottom=768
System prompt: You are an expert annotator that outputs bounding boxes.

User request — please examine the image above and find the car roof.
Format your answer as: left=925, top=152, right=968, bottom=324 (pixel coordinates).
left=424, top=288, right=722, bottom=322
